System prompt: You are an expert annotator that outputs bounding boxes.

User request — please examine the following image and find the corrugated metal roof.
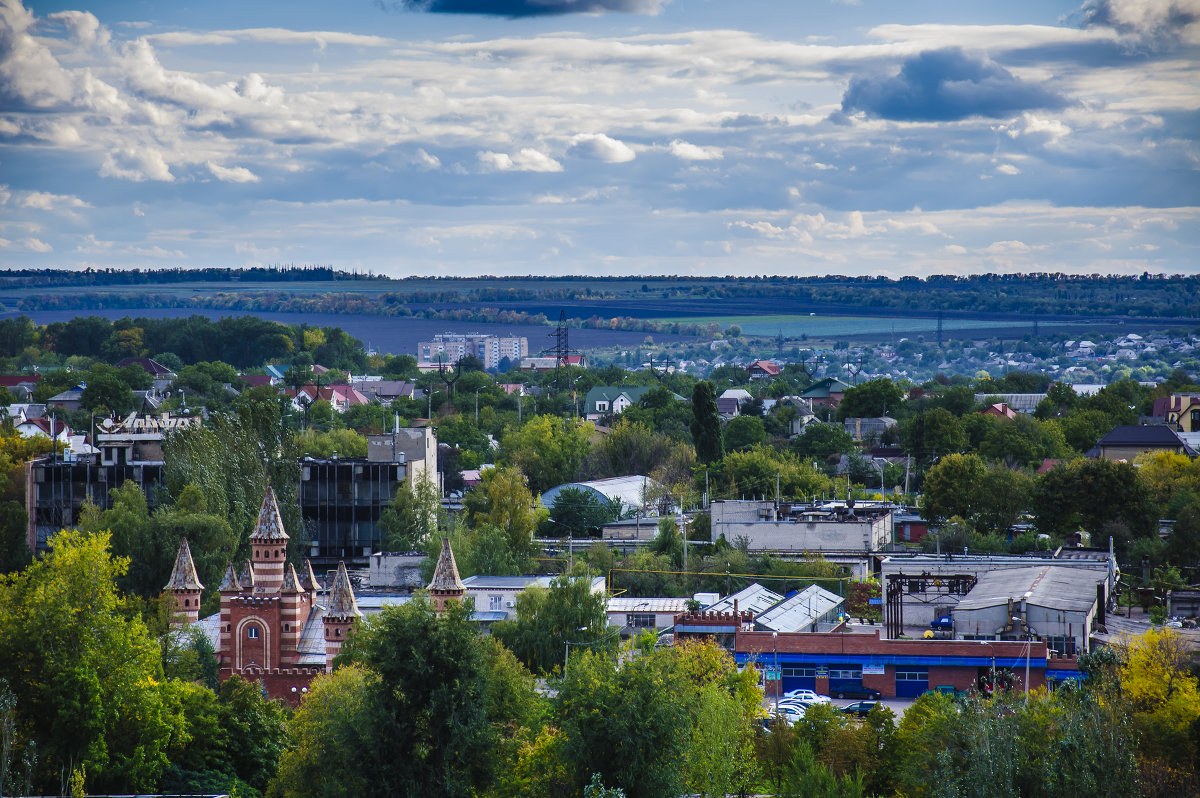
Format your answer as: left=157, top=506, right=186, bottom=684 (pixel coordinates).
left=755, top=585, right=844, bottom=633
left=955, top=565, right=1104, bottom=613
left=608, top=597, right=691, bottom=613
left=704, top=583, right=782, bottom=616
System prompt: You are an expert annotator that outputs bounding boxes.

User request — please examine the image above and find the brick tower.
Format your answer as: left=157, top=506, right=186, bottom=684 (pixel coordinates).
left=249, top=485, right=289, bottom=593
left=323, top=561, right=361, bottom=661
left=428, top=537, right=466, bottom=613
left=164, top=537, right=203, bottom=624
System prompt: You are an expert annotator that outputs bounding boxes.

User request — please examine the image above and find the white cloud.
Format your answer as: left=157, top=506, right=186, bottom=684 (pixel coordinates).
left=21, top=191, right=91, bottom=210
left=146, top=28, right=394, bottom=48
left=996, top=163, right=1020, bottom=175
left=669, top=139, right=723, bottom=161
left=100, top=148, right=174, bottom=182
left=413, top=149, right=441, bottom=170
left=207, top=161, right=261, bottom=183
left=568, top=133, right=636, bottom=163
left=477, top=148, right=563, bottom=173
left=21, top=237, right=52, bottom=252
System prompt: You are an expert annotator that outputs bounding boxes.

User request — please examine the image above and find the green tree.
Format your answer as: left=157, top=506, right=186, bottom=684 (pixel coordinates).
left=920, top=453, right=987, bottom=524
left=1031, top=458, right=1156, bottom=544
left=972, top=466, right=1034, bottom=537
left=723, top=414, right=766, bottom=452
left=690, top=381, right=724, bottom=464
left=837, top=378, right=904, bottom=420
left=0, top=531, right=175, bottom=794
left=295, top=428, right=367, bottom=458
left=81, top=363, right=136, bottom=415
left=0, top=501, right=30, bottom=574
left=463, top=466, right=542, bottom=564
left=502, top=415, right=593, bottom=495
left=790, top=423, right=855, bottom=461
left=547, top=486, right=619, bottom=540
left=492, top=575, right=614, bottom=675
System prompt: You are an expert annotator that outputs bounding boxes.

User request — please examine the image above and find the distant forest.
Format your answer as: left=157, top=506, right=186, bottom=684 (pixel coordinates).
left=3, top=269, right=1199, bottom=324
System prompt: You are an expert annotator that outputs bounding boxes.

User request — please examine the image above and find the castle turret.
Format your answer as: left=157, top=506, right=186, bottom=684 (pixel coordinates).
left=250, top=485, right=289, bottom=593
left=301, top=558, right=320, bottom=604
left=280, top=563, right=308, bottom=664
left=164, top=537, right=204, bottom=625
left=238, top=559, right=256, bottom=592
left=322, top=561, right=361, bottom=664
left=428, top=537, right=466, bottom=613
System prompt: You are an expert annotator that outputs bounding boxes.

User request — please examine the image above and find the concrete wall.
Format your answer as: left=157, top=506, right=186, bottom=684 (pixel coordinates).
left=369, top=552, right=427, bottom=589
left=713, top=504, right=891, bottom=552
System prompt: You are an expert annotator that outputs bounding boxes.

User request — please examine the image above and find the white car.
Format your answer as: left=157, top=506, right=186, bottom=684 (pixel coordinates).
left=783, top=689, right=831, bottom=705
left=772, top=704, right=805, bottom=724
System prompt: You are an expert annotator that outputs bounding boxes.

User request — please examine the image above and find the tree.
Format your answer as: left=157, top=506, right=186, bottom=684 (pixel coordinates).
left=580, top=419, right=680, bottom=481
left=492, top=575, right=614, bottom=675
left=920, top=453, right=986, bottom=524
left=0, top=531, right=174, bottom=793
left=706, top=447, right=833, bottom=503
left=723, top=414, right=766, bottom=452
left=81, top=363, right=136, bottom=415
left=690, top=381, right=724, bottom=464
left=1116, top=629, right=1200, bottom=769
left=901, top=407, right=965, bottom=461
left=547, top=486, right=619, bottom=540
left=790, top=423, right=855, bottom=461
left=463, top=466, right=541, bottom=564
left=972, top=466, right=1034, bottom=537
left=296, top=428, right=368, bottom=459
left=379, top=478, right=434, bottom=552
left=1031, top=458, right=1156, bottom=543
left=0, top=501, right=30, bottom=574
left=501, top=415, right=593, bottom=495
left=837, top=378, right=904, bottom=420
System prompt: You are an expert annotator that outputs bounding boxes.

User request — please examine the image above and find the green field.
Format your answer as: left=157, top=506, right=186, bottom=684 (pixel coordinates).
left=650, top=314, right=1083, bottom=338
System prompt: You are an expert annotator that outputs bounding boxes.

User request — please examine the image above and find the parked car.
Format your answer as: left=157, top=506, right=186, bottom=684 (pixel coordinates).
left=841, top=701, right=879, bottom=718
left=833, top=685, right=882, bottom=700
left=930, top=614, right=954, bottom=632
left=783, top=689, right=831, bottom=704
left=772, top=704, right=805, bottom=724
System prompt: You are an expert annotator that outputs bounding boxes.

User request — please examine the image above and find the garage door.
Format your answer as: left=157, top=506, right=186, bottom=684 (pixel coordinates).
left=896, top=667, right=929, bottom=697
left=781, top=665, right=816, bottom=694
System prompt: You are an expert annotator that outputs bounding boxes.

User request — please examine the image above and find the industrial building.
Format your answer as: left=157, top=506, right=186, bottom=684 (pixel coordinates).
left=710, top=500, right=893, bottom=554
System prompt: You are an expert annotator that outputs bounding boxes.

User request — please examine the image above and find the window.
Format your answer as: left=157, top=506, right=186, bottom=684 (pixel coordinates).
left=829, top=668, right=862, bottom=680
left=596, top=401, right=609, bottom=412
left=782, top=666, right=816, bottom=678
left=1191, top=409, right=1199, bottom=425
left=627, top=613, right=656, bottom=628
left=1045, top=635, right=1077, bottom=657
left=489, top=595, right=503, bottom=611
left=896, top=668, right=928, bottom=681
left=247, top=627, right=260, bottom=639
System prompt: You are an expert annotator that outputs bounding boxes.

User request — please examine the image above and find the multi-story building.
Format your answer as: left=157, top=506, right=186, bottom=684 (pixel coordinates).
left=416, top=333, right=529, bottom=371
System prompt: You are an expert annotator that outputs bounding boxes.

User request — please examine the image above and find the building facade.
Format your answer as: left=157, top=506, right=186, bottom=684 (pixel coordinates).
left=417, top=333, right=529, bottom=371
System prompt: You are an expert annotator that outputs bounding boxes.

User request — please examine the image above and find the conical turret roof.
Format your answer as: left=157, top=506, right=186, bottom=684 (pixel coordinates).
left=164, top=537, right=203, bottom=591
left=281, top=562, right=302, bottom=593
left=250, top=485, right=290, bottom=542
left=219, top=562, right=241, bottom=592
left=238, top=559, right=256, bottom=590
left=301, top=559, right=320, bottom=592
left=326, top=561, right=361, bottom=619
left=428, top=537, right=466, bottom=593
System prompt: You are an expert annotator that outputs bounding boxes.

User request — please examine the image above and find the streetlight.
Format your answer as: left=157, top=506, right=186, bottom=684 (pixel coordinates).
left=474, top=387, right=482, bottom=424
left=978, top=641, right=996, bottom=696
left=772, top=631, right=779, bottom=711
left=1012, top=616, right=1032, bottom=704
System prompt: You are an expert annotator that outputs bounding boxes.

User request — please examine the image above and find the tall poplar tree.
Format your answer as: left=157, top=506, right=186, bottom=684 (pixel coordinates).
left=690, top=381, right=724, bottom=464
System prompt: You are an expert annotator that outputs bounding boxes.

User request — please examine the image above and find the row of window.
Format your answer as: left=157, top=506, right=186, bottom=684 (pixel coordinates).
left=776, top=666, right=929, bottom=681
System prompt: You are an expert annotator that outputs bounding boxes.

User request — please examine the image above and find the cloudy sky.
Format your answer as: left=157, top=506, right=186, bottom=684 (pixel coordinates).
left=1, top=0, right=1197, bottom=276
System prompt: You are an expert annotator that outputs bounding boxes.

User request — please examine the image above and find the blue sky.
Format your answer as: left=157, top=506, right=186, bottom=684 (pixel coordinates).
left=1, top=0, right=1197, bottom=276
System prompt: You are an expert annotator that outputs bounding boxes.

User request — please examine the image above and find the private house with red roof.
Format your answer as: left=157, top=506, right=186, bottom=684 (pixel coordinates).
left=285, top=383, right=369, bottom=413
left=748, top=360, right=781, bottom=380
left=981, top=402, right=1019, bottom=420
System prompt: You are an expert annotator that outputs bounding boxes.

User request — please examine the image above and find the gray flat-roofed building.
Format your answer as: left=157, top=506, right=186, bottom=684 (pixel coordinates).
left=462, top=574, right=606, bottom=617
left=703, top=583, right=783, bottom=616
left=712, top=500, right=892, bottom=553
left=951, top=565, right=1107, bottom=656
left=607, top=597, right=692, bottom=632
left=755, top=585, right=845, bottom=633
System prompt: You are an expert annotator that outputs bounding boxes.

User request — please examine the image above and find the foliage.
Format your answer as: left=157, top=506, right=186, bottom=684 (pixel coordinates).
left=837, top=377, right=904, bottom=420
left=547, top=486, right=619, bottom=539
left=704, top=446, right=833, bottom=503
left=0, top=531, right=174, bottom=794
left=1031, top=458, right=1156, bottom=545
left=920, top=453, right=987, bottom=524
left=501, top=415, right=594, bottom=495
left=723, top=414, right=766, bottom=452
left=491, top=575, right=614, bottom=675
left=1116, top=629, right=1200, bottom=769
left=81, top=363, right=136, bottom=415
left=379, top=475, right=441, bottom=552
left=690, top=381, right=724, bottom=464
left=463, top=466, right=542, bottom=564
left=295, top=428, right=367, bottom=458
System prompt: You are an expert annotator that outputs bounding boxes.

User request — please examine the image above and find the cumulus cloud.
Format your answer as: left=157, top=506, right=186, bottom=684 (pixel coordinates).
left=21, top=191, right=91, bottom=210
left=100, top=148, right=174, bottom=182
left=841, top=48, right=1067, bottom=121
left=1078, top=0, right=1200, bottom=46
left=384, top=0, right=668, bottom=17
left=478, top=148, right=563, bottom=172
left=21, top=237, right=52, bottom=252
left=996, top=163, right=1020, bottom=175
left=669, top=139, right=722, bottom=160
left=413, top=148, right=442, bottom=170
left=568, top=133, right=636, bottom=163
left=207, top=161, right=260, bottom=183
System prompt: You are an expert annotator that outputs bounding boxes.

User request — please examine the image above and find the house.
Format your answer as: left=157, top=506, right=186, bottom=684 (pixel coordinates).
left=115, top=357, right=177, bottom=393
left=352, top=379, right=417, bottom=404
left=748, top=360, right=781, bottom=380
left=973, top=393, right=1045, bottom=414
left=1090, top=424, right=1197, bottom=461
left=0, top=375, right=39, bottom=401
left=717, top=388, right=752, bottom=416
left=981, top=402, right=1019, bottom=420
left=286, top=383, right=370, bottom=413
left=46, top=387, right=84, bottom=412
left=607, top=597, right=692, bottom=633
left=461, top=574, right=606, bottom=616
left=583, top=385, right=677, bottom=421
left=843, top=417, right=897, bottom=442
left=1154, top=393, right=1200, bottom=433
left=799, top=378, right=850, bottom=409
left=239, top=374, right=277, bottom=389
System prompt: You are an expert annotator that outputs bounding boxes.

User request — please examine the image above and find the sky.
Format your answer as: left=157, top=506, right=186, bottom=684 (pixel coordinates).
left=1, top=0, right=1198, bottom=277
